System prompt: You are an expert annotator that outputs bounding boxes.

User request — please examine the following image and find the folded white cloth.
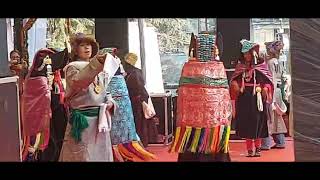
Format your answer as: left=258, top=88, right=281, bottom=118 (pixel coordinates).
left=98, top=103, right=112, bottom=133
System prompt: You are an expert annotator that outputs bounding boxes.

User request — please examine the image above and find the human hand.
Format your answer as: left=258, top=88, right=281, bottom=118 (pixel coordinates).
left=28, top=146, right=36, bottom=154
left=271, top=102, right=277, bottom=110
left=96, top=54, right=107, bottom=64
left=106, top=101, right=114, bottom=110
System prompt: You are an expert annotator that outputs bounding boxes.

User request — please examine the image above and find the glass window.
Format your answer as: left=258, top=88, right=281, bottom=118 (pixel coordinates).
left=251, top=18, right=290, bottom=74
left=129, top=18, right=216, bottom=93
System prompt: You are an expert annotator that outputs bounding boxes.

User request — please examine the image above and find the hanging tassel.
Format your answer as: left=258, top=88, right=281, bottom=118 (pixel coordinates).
left=202, top=128, right=212, bottom=154
left=253, top=50, right=258, bottom=65
left=224, top=126, right=231, bottom=153
left=196, top=128, right=206, bottom=153
left=211, top=126, right=220, bottom=152
left=256, top=86, right=263, bottom=112
left=38, top=132, right=45, bottom=150
left=117, top=144, right=135, bottom=161
left=170, top=127, right=181, bottom=153
left=182, top=127, right=193, bottom=152
left=205, top=128, right=215, bottom=154
left=240, top=72, right=245, bottom=93
left=253, top=70, right=257, bottom=95
left=199, top=128, right=210, bottom=153
left=217, top=125, right=225, bottom=152
left=185, top=128, right=196, bottom=151
left=118, top=143, right=145, bottom=162
left=22, top=136, right=30, bottom=161
left=178, top=126, right=192, bottom=153
left=70, top=110, right=90, bottom=142
left=175, top=127, right=187, bottom=152
left=123, top=143, right=145, bottom=161
left=218, top=126, right=228, bottom=152
left=54, top=82, right=60, bottom=94
left=131, top=141, right=157, bottom=160
left=190, top=128, right=201, bottom=153
left=112, top=146, right=124, bottom=162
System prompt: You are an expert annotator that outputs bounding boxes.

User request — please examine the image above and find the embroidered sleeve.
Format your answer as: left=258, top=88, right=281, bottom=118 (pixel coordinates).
left=66, top=58, right=104, bottom=92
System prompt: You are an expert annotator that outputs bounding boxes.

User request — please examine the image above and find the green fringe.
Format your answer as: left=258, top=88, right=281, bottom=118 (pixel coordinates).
left=178, top=127, right=192, bottom=153
left=189, top=128, right=201, bottom=153
left=179, top=76, right=229, bottom=88
left=218, top=126, right=228, bottom=152
left=70, top=108, right=99, bottom=142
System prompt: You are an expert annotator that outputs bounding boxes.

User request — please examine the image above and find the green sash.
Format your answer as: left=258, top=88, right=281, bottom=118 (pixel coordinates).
left=70, top=108, right=99, bottom=142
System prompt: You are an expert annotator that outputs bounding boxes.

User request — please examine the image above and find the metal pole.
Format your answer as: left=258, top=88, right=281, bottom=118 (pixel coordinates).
left=205, top=18, right=208, bottom=31
left=138, top=18, right=146, bottom=82
left=198, top=19, right=201, bottom=33
left=0, top=18, right=10, bottom=78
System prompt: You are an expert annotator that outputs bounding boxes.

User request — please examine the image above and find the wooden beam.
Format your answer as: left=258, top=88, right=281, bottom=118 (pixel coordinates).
left=20, top=18, right=37, bottom=65
left=13, top=18, right=23, bottom=52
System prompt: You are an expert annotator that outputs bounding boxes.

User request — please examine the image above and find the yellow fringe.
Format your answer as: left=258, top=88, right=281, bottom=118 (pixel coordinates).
left=170, top=127, right=181, bottom=153
left=117, top=144, right=135, bottom=161
left=112, top=146, right=125, bottom=162
left=178, top=126, right=192, bottom=153
left=184, top=127, right=193, bottom=151
left=190, top=128, right=201, bottom=153
left=224, top=126, right=231, bottom=153
left=132, top=141, right=157, bottom=160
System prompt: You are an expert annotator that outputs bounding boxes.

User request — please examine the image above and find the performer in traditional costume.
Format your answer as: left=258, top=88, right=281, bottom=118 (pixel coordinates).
left=59, top=33, right=114, bottom=162
left=170, top=32, right=232, bottom=162
left=122, top=52, right=157, bottom=147
left=261, top=41, right=287, bottom=150
left=39, top=48, right=69, bottom=161
left=100, top=48, right=156, bottom=162
left=230, top=39, right=273, bottom=157
left=22, top=48, right=69, bottom=162
left=22, top=48, right=57, bottom=161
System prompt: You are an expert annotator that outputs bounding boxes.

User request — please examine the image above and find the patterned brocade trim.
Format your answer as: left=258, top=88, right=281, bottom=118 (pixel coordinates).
left=179, top=76, right=229, bottom=88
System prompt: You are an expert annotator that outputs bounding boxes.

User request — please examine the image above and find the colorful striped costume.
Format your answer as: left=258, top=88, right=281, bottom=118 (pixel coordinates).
left=170, top=33, right=232, bottom=160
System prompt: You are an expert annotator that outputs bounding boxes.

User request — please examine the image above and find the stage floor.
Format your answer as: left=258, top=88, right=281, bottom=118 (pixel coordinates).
left=147, top=137, right=295, bottom=162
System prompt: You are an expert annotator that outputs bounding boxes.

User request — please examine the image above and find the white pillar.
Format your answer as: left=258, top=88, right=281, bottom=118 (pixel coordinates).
left=0, top=18, right=10, bottom=77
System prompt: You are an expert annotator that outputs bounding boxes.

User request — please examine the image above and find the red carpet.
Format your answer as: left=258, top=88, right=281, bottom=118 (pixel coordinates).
left=147, top=138, right=295, bottom=162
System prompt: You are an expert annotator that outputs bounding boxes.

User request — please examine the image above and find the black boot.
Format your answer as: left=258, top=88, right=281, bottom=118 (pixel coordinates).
left=254, top=148, right=261, bottom=157
left=246, top=150, right=254, bottom=157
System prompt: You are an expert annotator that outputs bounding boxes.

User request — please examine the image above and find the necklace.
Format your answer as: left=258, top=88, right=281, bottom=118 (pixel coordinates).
left=93, top=75, right=102, bottom=94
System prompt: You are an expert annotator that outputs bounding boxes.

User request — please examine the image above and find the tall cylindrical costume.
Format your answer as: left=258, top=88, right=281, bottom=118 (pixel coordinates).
left=170, top=33, right=232, bottom=162
left=230, top=39, right=274, bottom=157
left=100, top=48, right=156, bottom=162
